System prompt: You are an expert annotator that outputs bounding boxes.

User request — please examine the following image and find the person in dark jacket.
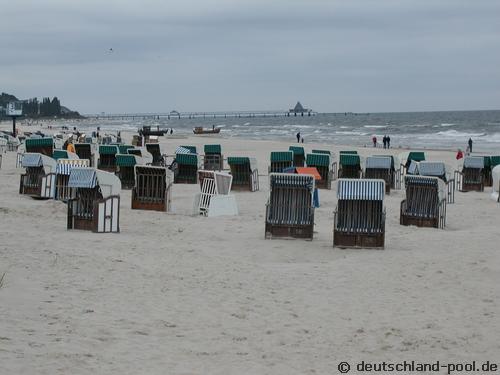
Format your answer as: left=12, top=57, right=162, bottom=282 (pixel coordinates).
left=468, top=138, right=473, bottom=153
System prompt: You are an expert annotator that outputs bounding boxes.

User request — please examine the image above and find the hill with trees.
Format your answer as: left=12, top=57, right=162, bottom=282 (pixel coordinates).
left=0, top=92, right=82, bottom=119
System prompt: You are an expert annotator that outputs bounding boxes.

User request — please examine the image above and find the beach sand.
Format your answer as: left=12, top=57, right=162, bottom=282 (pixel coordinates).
left=0, top=128, right=499, bottom=374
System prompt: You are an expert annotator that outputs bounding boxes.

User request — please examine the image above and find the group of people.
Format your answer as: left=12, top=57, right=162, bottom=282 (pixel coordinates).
left=296, top=132, right=305, bottom=143
left=371, top=135, right=391, bottom=148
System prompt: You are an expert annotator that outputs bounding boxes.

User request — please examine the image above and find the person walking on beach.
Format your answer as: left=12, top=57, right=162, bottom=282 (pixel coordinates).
left=387, top=135, right=391, bottom=149
left=468, top=138, right=473, bottom=153
left=301, top=137, right=304, bottom=143
left=372, top=135, right=377, bottom=148
left=456, top=149, right=464, bottom=160
left=382, top=135, right=387, bottom=149
left=296, top=132, right=301, bottom=143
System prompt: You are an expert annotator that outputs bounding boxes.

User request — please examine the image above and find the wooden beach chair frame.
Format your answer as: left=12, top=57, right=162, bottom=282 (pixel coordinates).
left=333, top=179, right=386, bottom=249
left=228, top=157, right=259, bottom=191
left=203, top=144, right=224, bottom=171
left=98, top=145, right=119, bottom=172
left=132, top=165, right=172, bottom=212
left=174, top=153, right=199, bottom=184
left=364, top=156, right=395, bottom=194
left=53, top=158, right=90, bottom=201
left=265, top=173, right=315, bottom=240
left=19, top=153, right=56, bottom=199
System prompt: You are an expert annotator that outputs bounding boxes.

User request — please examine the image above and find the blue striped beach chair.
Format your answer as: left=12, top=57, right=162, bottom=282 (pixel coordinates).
left=67, top=167, right=121, bottom=233
left=400, top=175, right=446, bottom=229
left=364, top=156, right=395, bottom=194
left=265, top=173, right=315, bottom=239
left=333, top=179, right=386, bottom=248
left=54, top=158, right=90, bottom=201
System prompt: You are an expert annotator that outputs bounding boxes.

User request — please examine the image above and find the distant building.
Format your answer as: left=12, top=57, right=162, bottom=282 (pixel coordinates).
left=289, top=101, right=311, bottom=114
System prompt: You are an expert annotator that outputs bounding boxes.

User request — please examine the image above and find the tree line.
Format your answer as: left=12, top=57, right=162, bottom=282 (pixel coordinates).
left=22, top=97, right=61, bottom=117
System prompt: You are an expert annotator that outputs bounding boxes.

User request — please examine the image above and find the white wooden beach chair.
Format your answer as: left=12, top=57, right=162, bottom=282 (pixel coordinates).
left=193, top=170, right=238, bottom=217
left=19, top=153, right=56, bottom=199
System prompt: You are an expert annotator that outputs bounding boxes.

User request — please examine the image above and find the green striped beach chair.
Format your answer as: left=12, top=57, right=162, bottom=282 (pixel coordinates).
left=269, top=151, right=294, bottom=173
left=204, top=144, right=223, bottom=171
left=228, top=157, right=259, bottom=191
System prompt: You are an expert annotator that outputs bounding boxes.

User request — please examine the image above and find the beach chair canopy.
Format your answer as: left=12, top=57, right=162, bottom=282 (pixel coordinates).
left=116, top=154, right=141, bottom=167
left=99, top=145, right=119, bottom=155
left=407, top=151, right=426, bottom=163
left=25, top=137, right=53, bottom=150
left=270, top=151, right=293, bottom=163
left=118, top=145, right=134, bottom=154
left=339, top=153, right=360, bottom=167
left=68, top=167, right=121, bottom=197
left=365, top=156, right=392, bottom=170
left=56, top=158, right=90, bottom=175
left=340, top=150, right=358, bottom=155
left=312, top=149, right=331, bottom=155
left=204, top=144, right=221, bottom=154
left=417, top=161, right=447, bottom=177
left=289, top=146, right=304, bottom=155
left=270, top=173, right=315, bottom=191
left=176, top=153, right=199, bottom=166
left=463, top=156, right=484, bottom=169
left=404, top=175, right=446, bottom=202
left=228, top=157, right=258, bottom=172
left=306, top=153, right=331, bottom=167
left=127, top=147, right=153, bottom=163
left=337, top=179, right=385, bottom=201
left=179, top=145, right=197, bottom=154
left=21, top=153, right=56, bottom=174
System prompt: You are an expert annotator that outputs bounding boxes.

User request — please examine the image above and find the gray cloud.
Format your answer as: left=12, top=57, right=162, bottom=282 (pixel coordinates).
left=1, top=0, right=499, bottom=113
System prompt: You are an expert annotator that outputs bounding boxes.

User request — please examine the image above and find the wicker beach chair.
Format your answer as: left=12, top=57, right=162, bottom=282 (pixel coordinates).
left=289, top=146, right=305, bottom=167
left=414, top=161, right=455, bottom=203
left=400, top=175, right=446, bottom=229
left=269, top=151, right=294, bottom=173
left=203, top=144, right=224, bottom=171
left=333, top=179, right=386, bottom=249
left=265, top=173, right=315, bottom=239
left=132, top=165, right=173, bottom=212
left=19, top=153, right=56, bottom=199
left=364, top=156, right=394, bottom=194
left=173, top=148, right=200, bottom=184
left=454, top=156, right=485, bottom=192
left=54, top=158, right=90, bottom=201
left=98, top=145, right=119, bottom=172
left=145, top=143, right=165, bottom=166
left=115, top=154, right=145, bottom=189
left=67, top=167, right=121, bottom=233
left=338, top=152, right=361, bottom=179
left=74, top=143, right=95, bottom=167
left=25, top=137, right=54, bottom=157
left=306, top=153, right=334, bottom=189
left=227, top=157, right=259, bottom=191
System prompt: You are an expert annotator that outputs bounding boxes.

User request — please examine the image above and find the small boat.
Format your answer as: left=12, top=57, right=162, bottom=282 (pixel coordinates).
left=193, top=126, right=221, bottom=134
left=139, top=126, right=168, bottom=136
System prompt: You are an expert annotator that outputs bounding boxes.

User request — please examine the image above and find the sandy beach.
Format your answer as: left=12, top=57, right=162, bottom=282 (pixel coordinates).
left=1, top=126, right=499, bottom=374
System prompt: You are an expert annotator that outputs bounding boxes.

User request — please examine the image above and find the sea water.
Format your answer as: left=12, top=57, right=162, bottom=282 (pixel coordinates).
left=38, top=110, right=500, bottom=152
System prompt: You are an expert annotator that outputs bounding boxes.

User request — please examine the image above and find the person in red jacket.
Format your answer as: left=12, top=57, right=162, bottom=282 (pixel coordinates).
left=456, top=149, right=464, bottom=160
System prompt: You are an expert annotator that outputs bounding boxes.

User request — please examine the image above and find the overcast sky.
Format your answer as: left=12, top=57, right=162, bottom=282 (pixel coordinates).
left=1, top=0, right=499, bottom=114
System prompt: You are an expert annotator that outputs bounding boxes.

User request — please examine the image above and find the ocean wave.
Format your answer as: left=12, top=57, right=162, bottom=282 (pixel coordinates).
left=435, top=130, right=486, bottom=138
left=440, top=123, right=456, bottom=127
left=364, top=125, right=387, bottom=129
left=335, top=131, right=369, bottom=136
